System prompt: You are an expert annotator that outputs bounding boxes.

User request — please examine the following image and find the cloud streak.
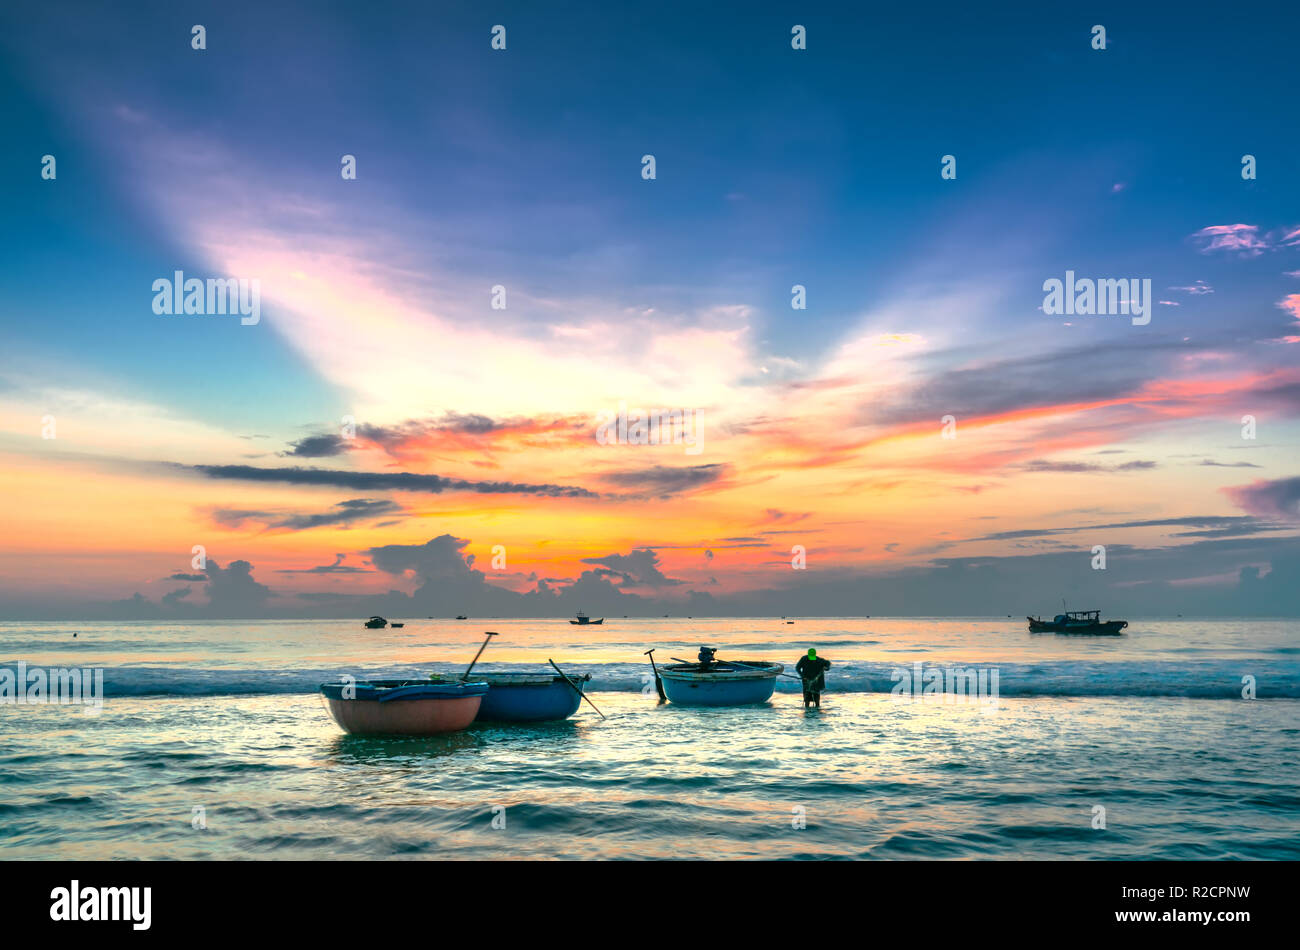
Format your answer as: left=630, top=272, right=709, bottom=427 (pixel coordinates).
left=210, top=498, right=403, bottom=532
left=183, top=463, right=600, bottom=498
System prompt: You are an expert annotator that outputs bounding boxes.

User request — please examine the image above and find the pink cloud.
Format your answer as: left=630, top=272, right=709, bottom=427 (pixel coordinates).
left=1168, top=280, right=1213, bottom=295
left=1278, top=294, right=1300, bottom=322
left=1189, top=224, right=1267, bottom=257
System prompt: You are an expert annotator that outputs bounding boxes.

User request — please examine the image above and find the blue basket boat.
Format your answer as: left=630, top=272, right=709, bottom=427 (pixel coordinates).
left=658, top=660, right=783, bottom=706
left=474, top=671, right=593, bottom=722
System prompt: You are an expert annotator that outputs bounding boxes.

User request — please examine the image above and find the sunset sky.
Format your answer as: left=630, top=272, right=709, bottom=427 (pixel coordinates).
left=1, top=2, right=1298, bottom=618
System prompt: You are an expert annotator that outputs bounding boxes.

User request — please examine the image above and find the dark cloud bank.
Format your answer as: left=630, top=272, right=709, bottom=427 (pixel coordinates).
left=14, top=531, right=1300, bottom=620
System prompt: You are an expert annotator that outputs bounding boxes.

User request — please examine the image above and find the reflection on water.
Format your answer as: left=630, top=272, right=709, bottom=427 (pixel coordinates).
left=0, top=690, right=1297, bottom=859
left=469, top=719, right=583, bottom=743
left=1, top=619, right=1299, bottom=859
left=325, top=719, right=587, bottom=766
left=326, top=731, right=485, bottom=766
left=7, top=616, right=1298, bottom=671
left=5, top=617, right=1297, bottom=701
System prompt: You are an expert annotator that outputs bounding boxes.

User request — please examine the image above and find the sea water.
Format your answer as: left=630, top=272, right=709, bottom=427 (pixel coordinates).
left=1, top=618, right=1297, bottom=859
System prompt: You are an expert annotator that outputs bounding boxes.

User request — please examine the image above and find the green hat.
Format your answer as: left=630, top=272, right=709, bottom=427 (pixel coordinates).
left=807, top=648, right=817, bottom=658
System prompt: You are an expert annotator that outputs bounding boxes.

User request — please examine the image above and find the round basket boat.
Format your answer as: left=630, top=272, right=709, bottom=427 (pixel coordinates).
left=658, top=661, right=783, bottom=706
left=473, top=671, right=593, bottom=722
left=319, top=679, right=488, bottom=735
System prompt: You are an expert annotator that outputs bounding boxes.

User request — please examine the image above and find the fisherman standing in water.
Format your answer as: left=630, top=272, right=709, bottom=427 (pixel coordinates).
left=795, top=648, right=831, bottom=708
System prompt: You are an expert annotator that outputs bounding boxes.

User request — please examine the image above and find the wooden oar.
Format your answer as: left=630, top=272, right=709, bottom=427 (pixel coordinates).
left=643, top=648, right=666, bottom=703
left=460, top=631, right=498, bottom=681
left=716, top=657, right=808, bottom=681
left=548, top=658, right=606, bottom=720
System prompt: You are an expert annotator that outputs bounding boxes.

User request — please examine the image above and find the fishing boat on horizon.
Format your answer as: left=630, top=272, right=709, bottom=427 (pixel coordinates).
left=570, top=610, right=603, bottom=625
left=363, top=615, right=387, bottom=629
left=1027, top=609, right=1128, bottom=635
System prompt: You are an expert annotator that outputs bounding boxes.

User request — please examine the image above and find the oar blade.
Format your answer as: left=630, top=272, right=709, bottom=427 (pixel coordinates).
left=549, top=658, right=606, bottom=721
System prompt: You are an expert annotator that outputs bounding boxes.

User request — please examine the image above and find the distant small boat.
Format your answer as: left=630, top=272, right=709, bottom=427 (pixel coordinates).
left=658, top=657, right=783, bottom=706
left=364, top=616, right=387, bottom=629
left=474, top=671, right=593, bottom=722
left=319, top=679, right=488, bottom=735
left=455, top=615, right=468, bottom=620
left=1028, top=610, right=1127, bottom=635
left=391, top=623, right=404, bottom=628
left=570, top=611, right=603, bottom=625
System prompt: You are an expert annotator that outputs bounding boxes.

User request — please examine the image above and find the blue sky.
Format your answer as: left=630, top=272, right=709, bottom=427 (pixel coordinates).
left=1, top=0, right=1298, bottom=617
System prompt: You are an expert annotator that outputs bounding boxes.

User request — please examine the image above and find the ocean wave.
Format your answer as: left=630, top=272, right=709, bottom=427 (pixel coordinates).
left=1, top=660, right=1296, bottom=700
